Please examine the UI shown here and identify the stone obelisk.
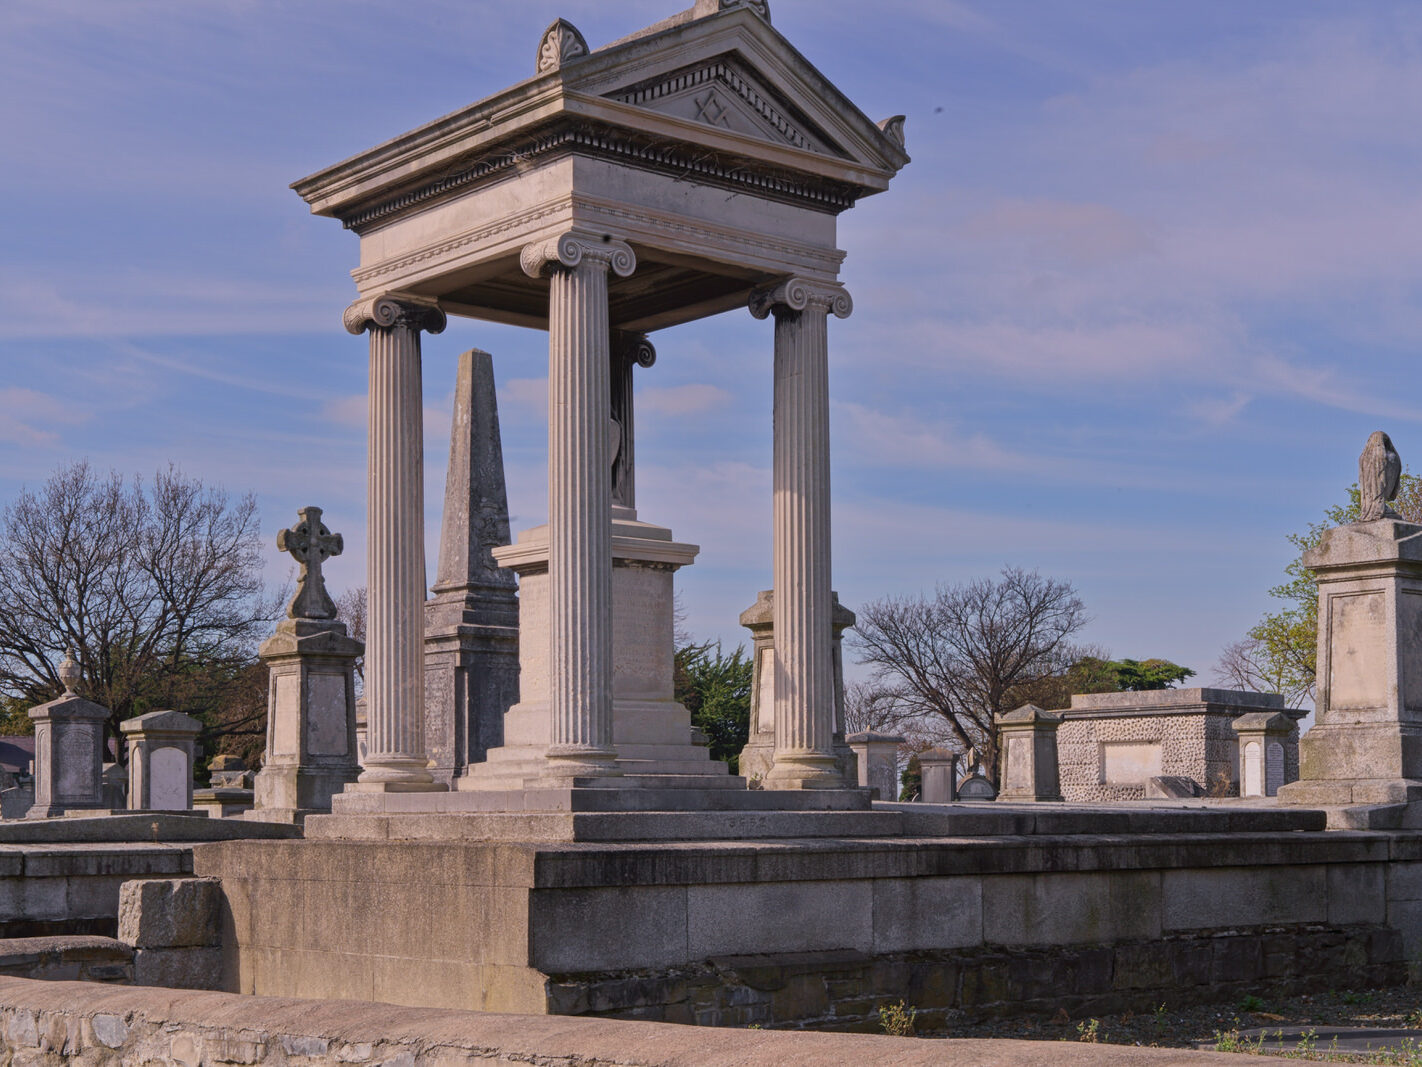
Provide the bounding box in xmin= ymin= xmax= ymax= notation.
xmin=425 ymin=349 xmax=520 ymax=786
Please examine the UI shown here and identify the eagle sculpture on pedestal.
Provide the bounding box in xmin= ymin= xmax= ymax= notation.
xmin=1359 ymin=431 xmax=1402 ymax=522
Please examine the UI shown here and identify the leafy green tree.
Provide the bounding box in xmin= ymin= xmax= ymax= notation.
xmin=1217 ymin=473 xmax=1422 ymax=705
xmin=1066 ymin=656 xmax=1194 ymax=693
xmin=674 ymin=640 xmax=752 ymax=774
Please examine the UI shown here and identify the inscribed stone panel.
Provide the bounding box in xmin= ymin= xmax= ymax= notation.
xmin=1329 ymin=591 xmax=1387 ymax=709
xmin=1242 ymin=740 xmax=1261 ymax=797
xmin=1266 ymin=741 xmax=1284 ymax=796
xmin=1004 ymin=737 xmax=1031 ymax=791
xmin=306 ymin=674 xmax=348 ymax=756
xmin=149 ymin=747 xmax=188 ymax=810
xmin=1402 ymin=590 xmax=1422 ymax=714
xmin=55 ymin=724 xmax=93 ymax=797
xmin=273 ymin=675 xmax=301 ymax=758
xmin=1101 ymin=742 xmax=1162 ymax=785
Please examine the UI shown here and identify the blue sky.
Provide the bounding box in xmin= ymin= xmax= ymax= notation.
xmin=3 ymin=1 xmax=1421 ymax=685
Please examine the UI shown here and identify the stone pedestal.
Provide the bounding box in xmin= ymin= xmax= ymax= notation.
xmin=1278 ymin=519 xmax=1422 ymax=812
xmin=249 ymin=618 xmax=363 ymax=823
xmin=847 ymin=732 xmax=903 ymax=801
xmin=424 ymin=348 xmax=520 ymax=786
xmin=738 ymin=589 xmax=857 ymax=788
xmin=122 ymin=711 xmax=201 ymax=812
xmin=995 ymin=705 xmax=1063 ymax=803
xmin=460 ymin=510 xmax=731 ymax=790
xmin=1233 ymin=712 xmax=1295 ymax=798
xmin=27 ymin=689 xmax=110 ymax=819
xmin=917 ymin=749 xmax=958 ymax=803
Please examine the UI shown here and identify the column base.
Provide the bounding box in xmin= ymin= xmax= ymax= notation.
xmin=345 ymin=780 xmax=450 ymax=795
xmin=764 ymin=752 xmax=852 ymax=791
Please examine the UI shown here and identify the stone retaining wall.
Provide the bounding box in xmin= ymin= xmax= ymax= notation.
xmin=549 ymin=925 xmax=1402 ymax=1030
xmin=0 ymin=844 xmax=191 ymax=939
xmin=194 ymin=829 xmax=1422 ymax=1026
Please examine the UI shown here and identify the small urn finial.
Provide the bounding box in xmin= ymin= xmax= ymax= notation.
xmin=57 ymin=650 xmax=80 ymax=694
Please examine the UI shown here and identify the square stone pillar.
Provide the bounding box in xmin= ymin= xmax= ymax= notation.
xmin=122 ymin=711 xmax=201 ymax=811
xmin=846 ymin=732 xmax=903 ymax=801
xmin=1233 ymin=711 xmax=1295 ymax=798
xmin=995 ymin=704 xmax=1064 ymax=803
xmin=251 ymin=619 xmax=363 ymax=822
xmin=917 ymin=749 xmax=958 ymax=803
xmin=1278 ymin=518 xmax=1422 ymax=808
xmin=26 ymin=659 xmax=110 ymax=818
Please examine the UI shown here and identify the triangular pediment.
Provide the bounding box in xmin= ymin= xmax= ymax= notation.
xmin=609 ymin=56 xmax=843 ymax=158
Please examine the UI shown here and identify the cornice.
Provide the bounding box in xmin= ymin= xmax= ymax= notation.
xmin=339 ymin=119 xmax=863 ymax=233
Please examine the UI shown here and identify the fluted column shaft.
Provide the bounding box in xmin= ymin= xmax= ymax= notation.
xmin=611 ymin=332 xmax=656 ymax=511
xmin=523 ymin=232 xmax=637 ymax=776
xmin=751 ymin=278 xmax=853 ymax=787
xmin=344 ymin=294 xmax=446 ymax=788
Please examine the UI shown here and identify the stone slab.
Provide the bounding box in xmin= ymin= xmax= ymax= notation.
xmin=332 ymin=785 xmax=870 ymax=814
xmin=306 ymin=810 xmax=903 ymax=843
xmin=0 ymin=814 xmax=299 ymax=844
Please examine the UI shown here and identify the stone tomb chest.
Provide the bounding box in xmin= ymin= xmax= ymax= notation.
xmin=1057 ymin=688 xmax=1304 ymax=801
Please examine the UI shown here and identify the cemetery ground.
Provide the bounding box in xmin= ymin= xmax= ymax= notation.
xmin=934 ymin=985 xmax=1422 ymax=1060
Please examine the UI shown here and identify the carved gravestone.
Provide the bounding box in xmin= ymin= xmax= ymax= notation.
xmin=27 ymin=652 xmax=110 ymax=819
xmin=847 ymin=731 xmax=903 ymax=801
xmin=122 ymin=710 xmax=201 ymax=811
xmin=957 ymin=774 xmax=998 ymax=801
xmin=995 ymin=704 xmax=1064 ymax=803
xmin=917 ymin=749 xmax=958 ymax=803
xmin=249 ymin=507 xmax=362 ymax=823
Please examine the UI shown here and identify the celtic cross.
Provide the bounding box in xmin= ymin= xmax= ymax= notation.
xmin=277 ymin=506 xmax=344 ymax=620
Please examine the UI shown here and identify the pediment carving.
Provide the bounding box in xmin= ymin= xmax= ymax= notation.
xmin=609 ymin=58 xmax=842 ymax=157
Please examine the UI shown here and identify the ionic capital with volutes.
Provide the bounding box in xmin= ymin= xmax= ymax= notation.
xmin=614 ymin=331 xmax=657 ymax=369
xmin=343 ymin=293 xmax=448 ymax=336
xmin=748 ymin=277 xmax=853 ymax=321
xmin=520 ymin=231 xmax=637 ymax=280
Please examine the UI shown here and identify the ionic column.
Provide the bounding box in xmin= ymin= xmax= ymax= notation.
xmin=343 ymin=293 xmax=447 ymax=790
xmin=522 ymin=232 xmax=637 ymax=777
xmin=611 ymin=331 xmax=656 ymax=510
xmin=750 ymin=278 xmax=853 ymax=788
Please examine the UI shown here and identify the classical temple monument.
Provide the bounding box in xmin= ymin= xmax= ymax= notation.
xmin=9 ymin=3 xmax=1409 ymax=1046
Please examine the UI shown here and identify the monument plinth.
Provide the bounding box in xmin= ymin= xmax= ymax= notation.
xmin=1278 ymin=517 xmax=1422 ymax=811
xmin=248 ymin=508 xmax=363 ymax=822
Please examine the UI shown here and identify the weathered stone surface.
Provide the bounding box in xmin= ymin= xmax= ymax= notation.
xmin=132 ymin=946 xmax=223 ymax=990
xmin=118 ymin=878 xmax=221 ymax=949
xmin=0 ymin=973 xmax=1269 ymax=1064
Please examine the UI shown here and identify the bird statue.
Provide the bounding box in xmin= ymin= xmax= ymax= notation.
xmin=1359 ymin=431 xmax=1402 ymax=522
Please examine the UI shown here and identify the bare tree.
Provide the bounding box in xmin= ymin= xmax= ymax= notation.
xmin=1214 ymin=636 xmax=1312 ymax=708
xmin=0 ymin=462 xmax=280 ymax=759
xmin=335 ymin=585 xmax=367 ymax=688
xmin=850 ymin=568 xmax=1088 ymax=784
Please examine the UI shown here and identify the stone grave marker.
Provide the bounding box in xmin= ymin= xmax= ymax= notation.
xmin=122 ymin=710 xmax=201 ymax=811
xmin=27 ymin=651 xmax=110 ymax=818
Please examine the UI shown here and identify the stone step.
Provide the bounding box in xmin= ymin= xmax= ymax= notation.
xmin=305 ymin=808 xmax=902 ymax=842
xmin=330 ymin=784 xmax=872 ymax=815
